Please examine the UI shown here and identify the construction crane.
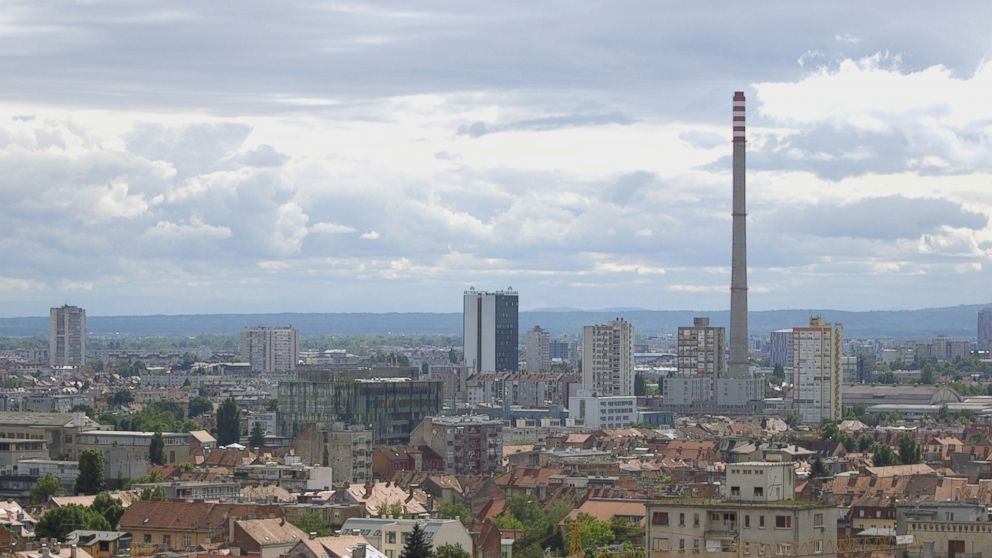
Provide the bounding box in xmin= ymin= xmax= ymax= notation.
xmin=569 ymin=522 xmax=585 ymax=558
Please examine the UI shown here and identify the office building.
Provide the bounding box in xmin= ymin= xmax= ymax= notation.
xmin=979 ymin=308 xmax=992 ymax=352
xmin=525 ymin=325 xmax=550 ymax=372
xmin=676 ymin=317 xmax=725 ymax=377
xmin=568 ymin=390 xmax=637 ymax=429
xmin=769 ymin=328 xmax=793 ymax=368
xmin=240 ymin=326 xmax=299 ymax=374
xmin=410 ymin=415 xmax=503 ymax=475
xmin=277 ymin=374 xmax=443 ymax=445
xmin=645 ymin=462 xmax=837 ymax=557
xmin=49 ymin=305 xmax=86 ymax=367
xmin=792 ymin=317 xmax=843 ymax=424
xmin=581 ymin=319 xmax=634 ymax=396
xmin=462 ymin=288 xmax=519 ymax=373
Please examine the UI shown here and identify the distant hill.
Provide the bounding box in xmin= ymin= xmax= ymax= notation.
xmin=0 ymin=303 xmax=988 ymax=339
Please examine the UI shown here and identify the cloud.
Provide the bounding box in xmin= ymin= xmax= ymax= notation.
xmin=458 ymin=112 xmax=634 ymax=137
xmin=311 ymin=222 xmax=357 ymax=234
xmin=360 ymin=231 xmax=381 ymax=240
xmin=834 ymin=33 xmax=861 ymax=44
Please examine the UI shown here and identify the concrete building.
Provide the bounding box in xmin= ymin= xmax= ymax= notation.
xmin=769 ymin=328 xmax=793 ymax=369
xmin=277 ymin=375 xmax=442 ymax=445
xmin=525 ymin=326 xmax=551 ymax=373
xmin=896 ymin=500 xmax=992 ymax=558
xmin=663 ymin=377 xmax=763 ymax=410
xmin=582 ymin=319 xmax=634 ymax=396
xmin=568 ymin=390 xmax=636 ymax=429
xmin=66 ymin=431 xmax=190 ymax=481
xmin=792 ymin=317 xmax=843 ymax=424
xmin=50 ymin=305 xmax=86 ymax=367
xmin=463 ymin=288 xmax=519 ymax=373
xmin=645 ymin=461 xmax=837 ymax=557
xmin=409 ymin=415 xmax=503 ymax=475
xmin=240 ymin=326 xmax=299 ymax=374
xmin=341 ymin=518 xmax=473 ymax=558
xmin=287 ymin=423 xmax=373 ymax=484
xmin=676 ymin=317 xmax=725 ymax=377
xmin=979 ymin=308 xmax=992 ymax=352
xmin=0 ymin=411 xmax=101 ymax=460
xmin=917 ymin=336 xmax=971 ymax=362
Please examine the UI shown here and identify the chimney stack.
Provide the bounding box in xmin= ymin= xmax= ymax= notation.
xmin=352 ymin=543 xmax=367 ymax=558
xmin=728 ymin=91 xmax=749 ymax=378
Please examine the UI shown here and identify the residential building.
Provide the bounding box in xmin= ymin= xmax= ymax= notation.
xmin=463 ymin=288 xmax=519 ymax=373
xmin=293 ymin=423 xmax=372 ymax=484
xmin=233 ymin=461 xmax=333 ymax=492
xmin=64 ymin=531 xmax=131 ymax=558
xmin=277 ymin=375 xmax=443 ymax=444
xmin=341 ymin=518 xmax=473 ymax=558
xmin=568 ymin=390 xmax=636 ymax=429
xmin=549 ymin=339 xmax=576 ymax=365
xmin=0 ymin=411 xmax=101 ymax=461
xmin=979 ymin=308 xmax=992 ymax=352
xmin=582 ymin=319 xmax=634 ymax=396
xmin=896 ymin=501 xmax=992 ymax=558
xmin=131 ymin=480 xmax=240 ymax=501
xmin=504 ymin=373 xmax=555 ymax=408
xmin=289 ymin=535 xmax=387 ymax=558
xmin=645 ymin=462 xmax=837 ymax=557
xmin=240 ymin=326 xmax=299 ymax=374
xmin=119 ymin=501 xmax=283 ymax=553
xmin=50 ymin=305 xmax=86 ymax=367
xmin=769 ymin=328 xmax=793 ymax=369
xmin=676 ymin=317 xmax=725 ymax=377
xmin=370 ymin=446 xmax=444 ymax=479
xmin=231 ymin=518 xmax=307 ymax=558
xmin=792 ymin=317 xmax=843 ymax=424
xmin=66 ymin=431 xmax=191 ymax=481
xmin=409 ymin=415 xmax=503 ymax=475
xmin=662 ymin=377 xmax=763 ymax=409
xmin=525 ymin=326 xmax=551 ymax=373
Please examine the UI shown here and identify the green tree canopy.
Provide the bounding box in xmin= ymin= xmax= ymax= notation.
xmin=400 ymin=522 xmax=433 ymax=558
xmin=75 ymin=449 xmax=106 ymax=495
xmin=810 ymin=456 xmax=830 ymax=478
xmin=188 ymin=396 xmax=213 ymax=418
xmin=898 ymin=433 xmax=923 ymax=465
xmin=872 ymin=444 xmax=897 ymax=467
xmin=109 ymin=389 xmax=134 ymax=408
xmin=569 ymin=513 xmax=614 ymax=549
xmin=291 ymin=510 xmax=331 ymax=537
xmin=31 ymin=473 xmax=63 ymax=504
xmin=35 ymin=504 xmax=111 ymax=540
xmin=149 ymin=432 xmax=165 ymax=465
xmin=216 ymin=397 xmax=241 ymax=446
xmin=634 ymin=373 xmax=646 ymax=396
xmin=436 ymin=501 xmax=472 ymax=524
xmin=434 ymin=544 xmax=470 ymax=558
xmin=91 ymin=492 xmax=125 ymax=528
xmin=249 ymin=423 xmax=266 ymax=448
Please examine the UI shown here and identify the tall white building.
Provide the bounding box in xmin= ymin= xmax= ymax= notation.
xmin=525 ymin=325 xmax=550 ymax=373
xmin=240 ymin=326 xmax=299 ymax=374
xmin=462 ymin=288 xmax=519 ymax=373
xmin=792 ymin=317 xmax=842 ymax=424
xmin=581 ymin=319 xmax=634 ymax=396
xmin=50 ymin=305 xmax=86 ymax=367
xmin=676 ymin=317 xmax=725 ymax=377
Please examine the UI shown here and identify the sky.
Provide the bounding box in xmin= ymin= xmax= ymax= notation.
xmin=1 ymin=1 xmax=992 ymax=316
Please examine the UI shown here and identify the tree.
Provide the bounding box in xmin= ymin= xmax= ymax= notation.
xmin=70 ymin=404 xmax=95 ymax=418
xmin=810 ymin=456 xmax=829 ymax=478
xmin=872 ymin=444 xmax=897 ymax=467
xmin=437 ymin=501 xmax=472 ymax=524
xmin=140 ymin=486 xmax=167 ymax=501
xmin=249 ymin=423 xmax=266 ymax=448
xmin=109 ymin=389 xmax=134 ymax=408
xmin=91 ymin=492 xmax=125 ymax=528
xmin=634 ymin=373 xmax=646 ymax=397
xmin=434 ymin=544 xmax=470 ymax=558
xmin=448 ymin=348 xmax=459 ymax=364
xmin=216 ymin=397 xmax=241 ymax=446
xmin=75 ymin=449 xmax=106 ymax=495
xmin=188 ymin=396 xmax=213 ymax=418
xmin=857 ymin=433 xmax=876 ymax=452
xmin=570 ymin=513 xmax=614 ymax=549
xmin=292 ymin=510 xmax=331 ymax=536
xmin=898 ymin=433 xmax=923 ymax=465
xmin=35 ymin=504 xmax=110 ymax=540
xmin=492 ymin=515 xmax=525 ymax=531
xmin=920 ymin=364 xmax=936 ymax=385
xmin=400 ymin=522 xmax=433 ymax=558
xmin=609 ymin=518 xmax=644 ymax=546
xmin=149 ymin=432 xmax=165 ymax=465
xmin=31 ymin=473 xmax=62 ymax=504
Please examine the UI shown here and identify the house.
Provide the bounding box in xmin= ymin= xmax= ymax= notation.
xmin=118 ymin=500 xmax=283 ymax=553
xmin=64 ymin=531 xmax=131 ymax=558
xmin=230 ymin=518 xmax=306 ymax=558
xmin=340 ymin=518 xmax=473 ymax=558
xmin=563 ymin=498 xmax=646 ymax=526
xmin=288 ymin=535 xmax=387 ymax=558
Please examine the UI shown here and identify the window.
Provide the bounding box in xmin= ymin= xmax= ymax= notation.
xmin=775 ymin=516 xmax=792 ymax=529
xmin=753 ymin=487 xmax=764 ymax=497
xmin=678 ymin=539 xmax=685 ymax=551
xmin=813 ymin=513 xmax=823 ymax=528
xmin=183 ymin=535 xmax=192 ymax=548
xmin=162 ymin=535 xmax=171 ymax=546
xmin=758 ymin=516 xmax=765 ymax=529
xmin=386 ymin=532 xmax=397 ymax=544
xmin=743 ymin=542 xmax=750 ymax=555
xmin=143 ymin=535 xmax=151 ymax=544
xmin=652 ymin=512 xmax=669 ymax=526
xmin=693 ymin=513 xmax=699 ymax=527
xmin=744 ymin=515 xmax=750 ymax=528
xmin=693 ymin=540 xmax=699 ymax=551
xmin=731 ymin=486 xmax=740 ymax=496
xmin=814 ymin=540 xmax=823 ymax=555
xmin=679 ymin=513 xmax=685 ymax=526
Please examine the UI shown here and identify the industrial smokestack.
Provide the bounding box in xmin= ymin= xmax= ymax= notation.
xmin=728 ymin=91 xmax=749 ymax=377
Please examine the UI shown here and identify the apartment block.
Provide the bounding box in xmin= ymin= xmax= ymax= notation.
xmin=676 ymin=317 xmax=725 ymax=377
xmin=50 ymin=305 xmax=86 ymax=367
xmin=582 ymin=319 xmax=634 ymax=396
xmin=409 ymin=415 xmax=503 ymax=475
xmin=240 ymin=326 xmax=299 ymax=374
xmin=525 ymin=326 xmax=551 ymax=373
xmin=792 ymin=317 xmax=843 ymax=424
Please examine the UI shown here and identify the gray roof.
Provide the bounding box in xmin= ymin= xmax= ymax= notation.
xmin=0 ymin=412 xmax=98 ymax=428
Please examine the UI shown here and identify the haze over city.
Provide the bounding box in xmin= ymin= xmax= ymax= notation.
xmin=2 ymin=2 xmax=992 ymax=316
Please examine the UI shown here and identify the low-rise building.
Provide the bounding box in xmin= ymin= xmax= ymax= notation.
xmin=119 ymin=501 xmax=284 ymax=553
xmin=568 ymin=390 xmax=636 ymax=429
xmin=66 ymin=431 xmax=190 ymax=481
xmin=896 ymin=500 xmax=992 ymax=558
xmin=341 ymin=518 xmax=472 ymax=558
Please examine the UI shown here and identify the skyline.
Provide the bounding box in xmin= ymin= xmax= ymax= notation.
xmin=2 ymin=2 xmax=992 ymax=316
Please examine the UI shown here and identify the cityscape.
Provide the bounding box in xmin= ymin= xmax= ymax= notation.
xmin=2 ymin=3 xmax=992 ymax=558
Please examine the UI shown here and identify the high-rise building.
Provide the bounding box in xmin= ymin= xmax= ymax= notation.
xmin=49 ymin=305 xmax=86 ymax=367
xmin=769 ymin=329 xmax=793 ymax=369
xmin=728 ymin=91 xmax=749 ymax=378
xmin=525 ymin=325 xmax=551 ymax=372
xmin=977 ymin=308 xmax=992 ymax=352
xmin=581 ymin=319 xmax=634 ymax=396
xmin=462 ymin=288 xmax=519 ymax=373
xmin=792 ymin=317 xmax=843 ymax=424
xmin=676 ymin=317 xmax=725 ymax=377
xmin=240 ymin=326 xmax=299 ymax=373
